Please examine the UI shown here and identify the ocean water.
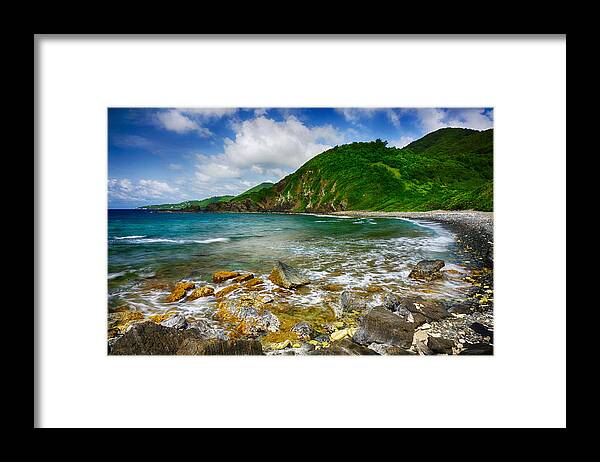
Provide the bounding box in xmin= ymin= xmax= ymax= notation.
xmin=108 ymin=210 xmax=470 ymax=317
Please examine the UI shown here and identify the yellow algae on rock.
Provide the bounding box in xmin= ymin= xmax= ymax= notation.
xmin=187 ymin=285 xmax=215 ymax=300
xmin=149 ymin=310 xmax=178 ymax=324
xmin=108 ymin=310 xmax=145 ymax=334
xmin=166 ymin=281 xmax=195 ymax=302
xmin=212 ymin=271 xmax=240 ymax=283
xmin=215 ymin=284 xmax=241 ymax=298
xmin=233 ymin=273 xmax=255 ymax=283
xmin=322 ymin=283 xmax=344 ymax=292
xmin=330 ymin=329 xmax=348 ymax=341
xmin=330 ymin=326 xmax=358 ymax=342
xmin=261 ymin=330 xmax=300 ymax=351
xmin=243 ymin=277 xmax=264 ymax=289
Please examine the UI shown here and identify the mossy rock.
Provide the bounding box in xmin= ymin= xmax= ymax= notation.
xmin=166 ymin=281 xmax=195 ymax=302
xmin=212 ymin=271 xmax=240 ymax=283
xmin=187 ymin=285 xmax=215 ymax=300
xmin=233 ymin=273 xmax=255 ymax=283
xmin=215 ymin=284 xmax=241 ymax=298
xmin=108 ymin=310 xmax=145 ymax=334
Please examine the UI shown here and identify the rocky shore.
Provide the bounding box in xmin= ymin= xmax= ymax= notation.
xmin=332 ymin=210 xmax=493 ymax=267
xmin=108 ymin=209 xmax=494 ymax=356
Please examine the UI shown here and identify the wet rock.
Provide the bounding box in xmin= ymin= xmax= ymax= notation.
xmin=107 ymin=328 xmax=120 ymax=339
xmin=190 ymin=319 xmax=228 ymax=340
xmin=243 ymin=277 xmax=264 ymax=288
xmin=110 ymin=322 xmax=203 ymax=355
xmin=401 ymin=297 xmax=450 ymax=322
xmin=291 ymin=321 xmax=313 ymax=340
xmin=353 ymin=307 xmax=415 ymax=349
xmin=365 ymin=285 xmax=384 ymax=294
xmin=148 ymin=311 xmax=176 ymax=324
xmin=268 ymin=261 xmax=309 ymax=289
xmin=448 ymin=303 xmax=473 ymax=315
xmin=107 ymin=337 xmax=119 ymax=353
xmin=368 ymin=343 xmax=415 ymax=355
xmin=233 ymin=273 xmax=255 ymax=283
xmin=187 ymin=285 xmax=215 ymax=300
xmin=166 ymin=281 xmax=195 ymax=302
xmin=408 ymin=259 xmax=445 ymax=281
xmin=177 ymin=338 xmax=263 ymax=355
xmin=308 ymin=338 xmax=378 ymax=355
xmin=215 ymin=284 xmax=241 ymax=298
xmin=382 ymin=293 xmax=412 ymax=318
xmin=322 ymin=283 xmax=344 ymax=292
xmin=469 ymin=322 xmax=494 ymax=341
xmin=160 ymin=314 xmax=187 ymax=330
xmin=109 ymin=305 xmax=131 ymax=313
xmin=212 ymin=271 xmax=240 ymax=283
xmin=427 ymin=336 xmax=455 ymax=354
xmin=459 ymin=343 xmax=493 ymax=355
xmin=107 ymin=310 xmax=145 ymax=334
xmin=340 ymin=290 xmax=367 ymax=312
xmin=216 ymin=294 xmax=281 ymax=336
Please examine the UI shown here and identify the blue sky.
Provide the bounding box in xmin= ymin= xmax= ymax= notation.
xmin=108 ymin=107 xmax=493 ymax=208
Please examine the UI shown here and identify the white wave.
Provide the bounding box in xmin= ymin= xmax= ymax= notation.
xmin=117 ymin=237 xmax=230 ymax=244
xmin=193 ymin=238 xmax=230 ymax=244
xmin=108 ymin=270 xmax=128 ymax=280
xmin=114 ymin=235 xmax=146 ymax=240
xmin=301 ymin=213 xmax=353 ymax=219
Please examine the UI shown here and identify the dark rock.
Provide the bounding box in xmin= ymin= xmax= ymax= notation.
xmin=353 ymin=307 xmax=415 ymax=349
xmin=268 ymin=261 xmax=309 ymax=289
xmin=382 ymin=292 xmax=412 ymax=317
xmin=469 ymin=322 xmax=494 ymax=340
xmin=189 ymin=319 xmax=229 ymax=340
xmin=309 ymin=338 xmax=378 ymax=355
xmin=110 ymin=322 xmax=203 ymax=355
xmin=400 ymin=297 xmax=451 ymax=322
xmin=160 ymin=314 xmax=187 ymax=330
xmin=291 ymin=321 xmax=313 ymax=339
xmin=459 ymin=343 xmax=493 ymax=355
xmin=408 ymin=259 xmax=445 ymax=281
xmin=340 ymin=290 xmax=367 ymax=312
xmin=177 ymin=338 xmax=264 ymax=355
xmin=427 ymin=336 xmax=455 ymax=354
xmin=368 ymin=343 xmax=416 ymax=355
xmin=448 ymin=303 xmax=473 ymax=315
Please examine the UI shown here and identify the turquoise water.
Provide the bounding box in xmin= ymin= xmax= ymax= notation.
xmin=108 ymin=210 xmax=469 ymax=317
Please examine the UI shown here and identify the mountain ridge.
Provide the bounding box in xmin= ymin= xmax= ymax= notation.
xmin=207 ymin=127 xmax=493 ymax=213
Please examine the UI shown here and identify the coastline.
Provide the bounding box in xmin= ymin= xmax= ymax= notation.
xmin=330 ymin=210 xmax=493 ymax=268
xmin=109 ymin=209 xmax=494 ymax=355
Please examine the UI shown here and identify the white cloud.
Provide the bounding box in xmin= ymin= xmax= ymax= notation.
xmin=222 ymin=115 xmax=343 ymax=170
xmin=155 ymin=110 xmax=212 ymax=136
xmin=335 ymin=108 xmax=378 ymax=124
xmin=179 ymin=108 xmax=238 ymax=120
xmin=413 ymin=108 xmax=493 ymax=133
xmin=191 ymin=115 xmax=344 ymax=190
xmin=108 ymin=178 xmax=179 ymax=202
xmin=195 ymin=154 xmax=241 ymax=183
xmin=111 ymin=134 xmax=154 ymax=149
xmin=389 ymin=135 xmax=416 ymax=148
xmin=168 ymin=163 xmax=183 ymax=171
xmin=387 ymin=110 xmax=403 ymax=128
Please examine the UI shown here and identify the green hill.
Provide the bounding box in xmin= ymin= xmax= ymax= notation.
xmin=234 ymin=182 xmax=274 ymax=200
xmin=207 ymin=128 xmax=493 ymax=213
xmin=140 ymin=195 xmax=234 ymax=211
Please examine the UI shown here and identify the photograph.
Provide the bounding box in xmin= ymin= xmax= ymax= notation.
xmin=107 ymin=107 xmax=494 ymax=356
